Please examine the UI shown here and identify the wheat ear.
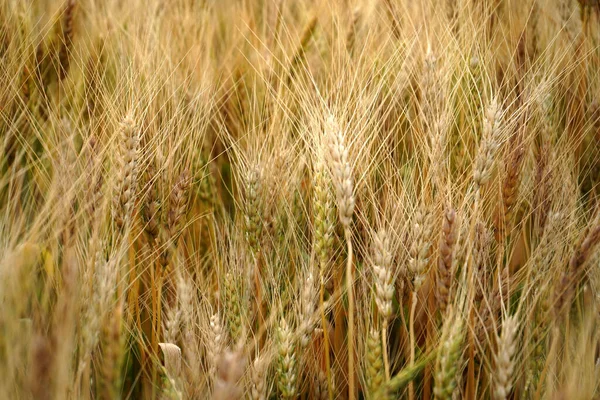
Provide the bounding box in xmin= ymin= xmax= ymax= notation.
xmin=276 ymin=318 xmax=297 ymax=399
xmin=372 ymin=228 xmax=394 ymax=379
xmin=473 ymin=97 xmax=502 ymax=190
xmin=212 ymin=350 xmax=246 ymax=400
xmin=408 ymin=207 xmax=433 ymax=399
xmin=112 ymin=115 xmax=140 ymax=232
xmin=493 ymin=316 xmax=519 ymax=400
xmin=326 ymin=114 xmax=356 ymax=399
xmin=250 ymin=355 xmax=268 ymax=400
xmin=437 ymin=207 xmax=457 ymax=314
xmin=434 ymin=314 xmax=464 ymax=400
xmin=313 ymin=153 xmax=335 ymax=399
xmin=366 ymin=328 xmax=385 ymax=397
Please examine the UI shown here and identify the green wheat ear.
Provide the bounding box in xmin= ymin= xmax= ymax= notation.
xmin=276 ymin=318 xmax=297 ymax=399
xmin=365 ymin=328 xmax=384 ymax=397
xmin=224 ymin=272 xmax=245 ymax=344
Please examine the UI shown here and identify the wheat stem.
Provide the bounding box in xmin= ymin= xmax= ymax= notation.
xmin=345 ymin=228 xmax=355 ymax=400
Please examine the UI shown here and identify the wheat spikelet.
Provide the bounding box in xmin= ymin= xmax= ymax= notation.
xmin=177 ymin=271 xmax=197 ymax=391
xmin=555 ymin=212 xmax=600 ymax=315
xmin=473 ymin=222 xmax=492 ymax=304
xmin=326 ymin=113 xmax=356 ymax=398
xmin=437 ymin=207 xmax=457 ymax=314
xmin=250 ymin=355 xmax=268 ymax=400
xmin=365 ymin=328 xmax=385 ymax=397
xmin=312 ymin=151 xmax=335 ymax=398
xmin=79 ymin=251 xmax=117 ymax=376
xmin=276 ymin=318 xmax=297 ymax=399
xmin=299 ymin=272 xmax=317 ymax=348
xmin=313 ymin=370 xmax=330 ymax=400
xmin=100 ymin=306 xmax=125 ymax=400
xmin=78 ymin=247 xmax=108 ymax=377
xmin=212 ymin=350 xmax=246 ymax=400
xmin=196 ymin=153 xmax=217 ymax=207
xmin=372 ymin=229 xmax=394 ymax=320
xmin=112 ymin=115 xmax=140 ymax=231
xmin=434 ymin=315 xmax=464 ymax=400
xmin=313 ymin=156 xmax=335 ymax=272
xmin=142 ymin=161 xmax=161 ymax=241
xmin=164 ymin=274 xmax=189 ymax=344
xmin=371 ymin=228 xmax=394 ymax=379
xmin=409 ymin=208 xmax=433 ymax=291
xmin=244 ymin=166 xmax=263 ymax=255
xmin=207 ymin=313 xmax=225 ymax=377
xmin=497 ymin=138 xmax=525 ymax=236
xmin=474 ymin=97 xmax=502 ymax=188
xmin=408 ymin=206 xmax=434 ymax=399
xmin=476 ymin=268 xmax=510 ymax=346
xmin=223 ymin=269 xmax=245 ymax=344
xmin=524 ymin=305 xmax=546 ymax=397
xmin=421 ymin=45 xmax=444 ymax=138
xmin=326 ymin=115 xmax=355 ymax=228
xmin=153 ymin=169 xmax=190 ymax=267
xmin=493 ymin=316 xmax=519 ymax=400
xmin=58 ymin=0 xmax=76 ymax=80
xmin=164 ymin=306 xmax=182 ymax=348
xmin=167 ymin=170 xmax=191 ymax=245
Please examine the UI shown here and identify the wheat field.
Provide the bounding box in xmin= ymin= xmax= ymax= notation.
xmin=1 ymin=0 xmax=600 ymax=399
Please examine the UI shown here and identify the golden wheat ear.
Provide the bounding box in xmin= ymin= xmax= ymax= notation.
xmin=112 ymin=115 xmax=140 ymax=232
